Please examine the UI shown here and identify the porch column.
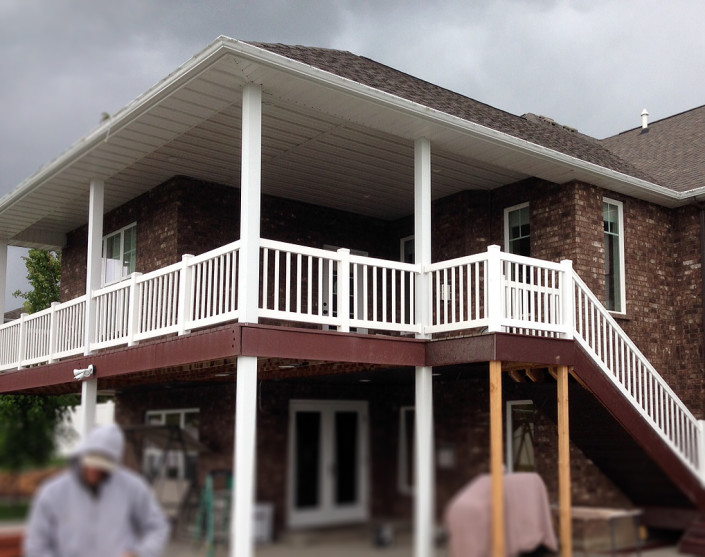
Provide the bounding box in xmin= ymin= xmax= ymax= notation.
xmin=0 ymin=240 xmax=7 ymax=321
xmin=557 ymin=365 xmax=573 ymax=557
xmin=84 ymin=179 xmax=104 ymax=355
xmin=77 ymin=377 xmax=98 ymax=438
xmin=237 ymin=82 xmax=262 ymax=324
xmin=489 ymin=360 xmax=506 ymax=557
xmin=414 ymin=137 xmax=435 ymax=557
xmin=231 ymin=82 xmax=262 ymax=557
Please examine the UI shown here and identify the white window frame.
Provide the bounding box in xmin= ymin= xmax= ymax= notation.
xmin=603 ymin=198 xmax=626 ymax=315
xmin=102 ymin=222 xmax=137 ymax=285
xmin=397 ymin=406 xmax=415 ymax=496
xmin=143 ymin=407 xmax=200 ymax=481
xmin=503 ymin=202 xmax=530 ymax=255
xmin=400 ymin=235 xmax=415 ymax=264
xmin=505 ymin=400 xmax=535 ymax=474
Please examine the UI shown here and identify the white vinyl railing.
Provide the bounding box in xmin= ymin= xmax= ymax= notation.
xmin=572 ymin=273 xmax=703 ymax=478
xmin=260 ymin=239 xmax=418 ymax=333
xmin=0 ymin=239 xmax=703 ymax=481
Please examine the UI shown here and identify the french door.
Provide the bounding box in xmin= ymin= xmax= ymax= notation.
xmin=288 ymin=400 xmax=369 ymax=528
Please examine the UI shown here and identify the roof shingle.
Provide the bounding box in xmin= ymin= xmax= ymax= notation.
xmin=248 ymin=42 xmax=658 ymax=186
xmin=601 ymin=105 xmax=705 ymax=193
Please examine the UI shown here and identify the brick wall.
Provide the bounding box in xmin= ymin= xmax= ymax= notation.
xmin=62 ymin=176 xmax=396 ymax=300
xmin=114 ymin=368 xmax=633 ymax=536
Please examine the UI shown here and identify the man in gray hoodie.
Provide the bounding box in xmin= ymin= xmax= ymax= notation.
xmin=24 ymin=423 xmax=170 ymax=557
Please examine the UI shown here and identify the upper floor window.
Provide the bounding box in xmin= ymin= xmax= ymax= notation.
xmin=504 ymin=203 xmax=530 ymax=257
xmin=102 ymin=223 xmax=136 ymax=285
xmin=603 ymin=199 xmax=625 ymax=313
xmin=400 ymin=235 xmax=415 ymax=264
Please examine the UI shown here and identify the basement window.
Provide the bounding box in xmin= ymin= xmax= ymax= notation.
xmin=102 ymin=223 xmax=136 ymax=285
xmin=504 ymin=203 xmax=530 ymax=257
xmin=397 ymin=406 xmax=415 ymax=495
xmin=603 ymin=199 xmax=625 ymax=313
xmin=506 ymin=400 xmax=536 ymax=473
xmin=143 ymin=408 xmax=200 ymax=481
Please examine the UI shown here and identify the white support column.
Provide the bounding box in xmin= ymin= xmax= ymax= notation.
xmin=414 ymin=138 xmax=432 ymax=339
xmin=231 ymin=82 xmax=262 ymax=557
xmin=415 ymin=365 xmax=435 ymax=557
xmin=232 ymin=356 xmax=258 ymax=557
xmin=84 ymin=179 xmax=104 ymax=355
xmin=414 ymin=138 xmax=435 ymax=557
xmin=237 ymin=83 xmax=262 ymax=324
xmin=0 ymin=240 xmax=7 ymax=321
xmin=78 ymin=377 xmax=98 ymax=439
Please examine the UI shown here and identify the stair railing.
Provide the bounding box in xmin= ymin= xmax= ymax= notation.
xmin=572 ymin=272 xmax=704 ymax=479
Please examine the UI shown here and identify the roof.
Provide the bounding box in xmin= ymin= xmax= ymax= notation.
xmin=249 ymin=42 xmax=657 ymax=186
xmin=0 ymin=37 xmax=699 ymax=249
xmin=602 ymin=105 xmax=705 ymax=193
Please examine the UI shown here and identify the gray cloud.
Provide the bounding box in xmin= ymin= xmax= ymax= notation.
xmin=3 ymin=0 xmax=705 ymax=309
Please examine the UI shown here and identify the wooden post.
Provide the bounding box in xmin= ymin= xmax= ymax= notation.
xmin=557 ymin=365 xmax=573 ymax=557
xmin=490 ymin=360 xmax=505 ymax=557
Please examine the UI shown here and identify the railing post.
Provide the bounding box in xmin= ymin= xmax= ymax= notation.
xmin=17 ymin=312 xmax=28 ymax=370
xmin=178 ymin=255 xmax=194 ymax=336
xmin=698 ymin=420 xmax=705 ymax=479
xmin=48 ymin=302 xmax=59 ymax=363
xmin=337 ymin=248 xmax=351 ymax=333
xmin=486 ymin=245 xmax=503 ymax=333
xmin=560 ymin=259 xmax=575 ymax=339
xmin=126 ymin=272 xmax=143 ymax=346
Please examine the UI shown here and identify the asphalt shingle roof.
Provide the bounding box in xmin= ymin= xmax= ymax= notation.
xmin=248 ymin=42 xmax=658 ymax=186
xmin=602 ymin=105 xmax=705 ymax=193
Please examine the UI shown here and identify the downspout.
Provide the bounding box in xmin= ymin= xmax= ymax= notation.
xmin=699 ymin=204 xmax=705 ymax=365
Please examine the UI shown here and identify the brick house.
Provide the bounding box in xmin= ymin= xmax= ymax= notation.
xmin=2 ymin=37 xmax=705 ymax=556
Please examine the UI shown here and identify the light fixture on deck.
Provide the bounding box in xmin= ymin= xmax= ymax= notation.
xmin=73 ymin=364 xmax=95 ymax=381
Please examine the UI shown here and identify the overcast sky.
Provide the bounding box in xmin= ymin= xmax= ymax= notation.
xmin=2 ymin=0 xmax=705 ymax=309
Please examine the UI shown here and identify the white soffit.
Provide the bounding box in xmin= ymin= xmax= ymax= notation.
xmin=0 ymin=36 xmax=688 ymax=247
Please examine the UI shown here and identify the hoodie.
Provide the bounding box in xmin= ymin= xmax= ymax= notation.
xmin=24 ymin=424 xmax=170 ymax=557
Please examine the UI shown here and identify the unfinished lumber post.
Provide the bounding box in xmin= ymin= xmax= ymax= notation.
xmin=557 ymin=364 xmax=573 ymax=557
xmin=490 ymin=360 xmax=505 ymax=557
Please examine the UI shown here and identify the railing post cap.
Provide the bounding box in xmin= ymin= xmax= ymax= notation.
xmin=182 ymin=253 xmax=194 ymax=261
xmin=560 ymin=259 xmax=574 ymax=268
xmin=51 ymin=301 xmax=60 ymax=307
xmin=487 ymin=245 xmax=501 ymax=253
xmin=337 ymin=247 xmax=351 ymax=255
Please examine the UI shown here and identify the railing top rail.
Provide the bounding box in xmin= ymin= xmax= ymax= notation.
xmin=187 ymin=239 xmax=242 ymax=265
xmin=573 ymin=271 xmax=698 ymax=423
xmin=93 ymin=278 xmax=133 ymax=297
xmin=260 ymin=238 xmax=338 ymax=260
xmin=426 ymin=252 xmax=489 ymax=272
xmin=349 ymin=254 xmax=419 ymax=273
xmin=498 ymin=250 xmax=565 ymax=271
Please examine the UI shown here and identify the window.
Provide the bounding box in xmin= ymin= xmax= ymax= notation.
xmin=143 ymin=408 xmax=199 ymax=481
xmin=505 ymin=401 xmax=535 ymax=473
xmin=400 ymin=236 xmax=415 ymax=324
xmin=397 ymin=406 xmax=415 ymax=495
xmin=400 ymin=235 xmax=415 ymax=264
xmin=504 ymin=203 xmax=530 ymax=257
xmin=102 ymin=223 xmax=136 ymax=285
xmin=603 ymin=199 xmax=625 ymax=313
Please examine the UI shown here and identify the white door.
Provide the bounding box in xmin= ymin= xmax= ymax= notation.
xmin=288 ymin=400 xmax=369 ymax=528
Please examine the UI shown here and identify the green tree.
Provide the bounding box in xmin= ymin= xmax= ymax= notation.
xmin=1 ymin=249 xmax=75 ymax=476
xmin=12 ymin=249 xmax=62 ymax=313
xmin=0 ymin=395 xmax=75 ymax=472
